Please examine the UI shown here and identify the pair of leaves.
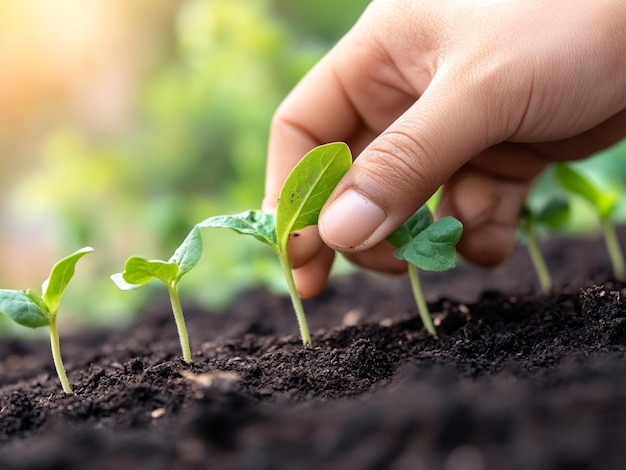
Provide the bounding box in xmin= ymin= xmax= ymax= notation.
xmin=199 ymin=142 xmax=352 ymax=254
xmin=387 ymin=205 xmax=463 ymax=272
xmin=521 ymin=198 xmax=570 ymax=233
xmin=556 ymin=164 xmax=619 ymax=219
xmin=111 ymin=225 xmax=203 ymax=290
xmin=110 ymin=221 xmax=202 ymax=363
xmin=0 ymin=247 xmax=94 ymax=329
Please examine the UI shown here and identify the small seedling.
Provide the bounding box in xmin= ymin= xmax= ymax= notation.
xmin=111 ymin=225 xmax=203 ymax=363
xmin=520 ymin=198 xmax=570 ymax=292
xmin=556 ymin=163 xmax=625 ymax=278
xmin=199 ymin=142 xmax=352 ymax=347
xmin=0 ymin=247 xmax=94 ymax=394
xmin=387 ymin=206 xmax=462 ymax=338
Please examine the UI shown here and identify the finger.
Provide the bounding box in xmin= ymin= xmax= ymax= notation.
xmin=341 ymin=241 xmax=407 ymax=275
xmin=293 ymin=240 xmax=407 ymax=298
xmin=454 ymin=180 xmax=529 ymax=267
xmin=529 ymin=109 xmax=626 ymax=161
xmin=318 ymin=72 xmax=500 ymax=252
xmin=263 ymin=5 xmax=427 ymax=213
xmin=262 ymin=45 xmax=362 ymax=212
xmin=291 ymin=246 xmax=335 ymax=299
xmin=287 ymin=225 xmax=326 ymax=269
xmin=436 ymin=163 xmax=536 ymax=266
xmin=261 ymin=44 xmax=365 ymax=296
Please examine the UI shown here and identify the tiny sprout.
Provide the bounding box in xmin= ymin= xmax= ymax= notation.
xmin=556 ymin=163 xmax=625 ymax=278
xmin=111 ymin=225 xmax=203 ymax=363
xmin=0 ymin=247 xmax=94 ymax=394
xmin=199 ymin=142 xmax=352 ymax=347
xmin=520 ymin=198 xmax=569 ymax=292
xmin=387 ymin=206 xmax=463 ymax=338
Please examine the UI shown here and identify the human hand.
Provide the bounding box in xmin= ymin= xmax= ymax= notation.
xmin=263 ymin=0 xmax=626 ymax=298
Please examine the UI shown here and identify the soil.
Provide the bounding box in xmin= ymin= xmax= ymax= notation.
xmin=1 ymin=231 xmax=626 ymax=470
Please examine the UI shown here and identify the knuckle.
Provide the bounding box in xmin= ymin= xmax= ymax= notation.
xmin=365 ymin=130 xmax=435 ymax=195
xmin=269 ymin=111 xmax=296 ymax=139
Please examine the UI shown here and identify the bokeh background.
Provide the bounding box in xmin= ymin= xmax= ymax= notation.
xmin=1 ymin=0 xmax=625 ymax=334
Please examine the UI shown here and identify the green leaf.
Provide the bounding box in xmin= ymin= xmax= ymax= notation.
xmin=555 ymin=164 xmax=617 ymax=219
xmin=110 ymin=273 xmax=143 ymax=291
xmin=394 ymin=216 xmax=463 ymax=271
xmin=387 ymin=205 xmax=433 ymax=248
xmin=114 ymin=256 xmax=179 ymax=289
xmin=169 ymin=225 xmax=203 ymax=280
xmin=555 ymin=164 xmax=600 ymax=205
xmin=26 ymin=288 xmax=47 ymax=312
xmin=520 ymin=205 xmax=534 ymax=224
xmin=275 ymin=142 xmax=352 ymax=251
xmin=42 ymin=246 xmax=94 ymax=316
xmin=536 ymin=198 xmax=570 ymax=229
xmin=0 ymin=289 xmax=49 ymax=328
xmin=198 ymin=210 xmax=279 ymax=250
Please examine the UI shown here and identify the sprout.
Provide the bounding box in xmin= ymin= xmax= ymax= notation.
xmin=0 ymin=247 xmax=94 ymax=394
xmin=556 ymin=164 xmax=624 ymax=278
xmin=387 ymin=206 xmax=462 ymax=338
xmin=199 ymin=142 xmax=352 ymax=347
xmin=111 ymin=226 xmax=203 ymax=363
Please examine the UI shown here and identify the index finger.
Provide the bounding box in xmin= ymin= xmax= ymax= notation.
xmin=262 ymin=47 xmax=361 ymax=212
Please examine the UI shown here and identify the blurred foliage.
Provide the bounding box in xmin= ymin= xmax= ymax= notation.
xmin=1 ymin=0 xmax=368 ymax=331
xmin=527 ymin=138 xmax=626 ymax=235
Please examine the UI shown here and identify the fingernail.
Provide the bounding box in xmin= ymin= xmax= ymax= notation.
xmin=319 ymin=189 xmax=386 ymax=250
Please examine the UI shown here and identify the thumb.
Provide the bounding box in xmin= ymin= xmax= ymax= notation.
xmin=318 ymin=81 xmax=498 ymax=251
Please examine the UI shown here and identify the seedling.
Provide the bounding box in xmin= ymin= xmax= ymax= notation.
xmin=0 ymin=247 xmax=94 ymax=394
xmin=387 ymin=206 xmax=462 ymax=338
xmin=556 ymin=163 xmax=625 ymax=278
xmin=111 ymin=225 xmax=203 ymax=363
xmin=199 ymin=142 xmax=352 ymax=347
xmin=520 ymin=198 xmax=570 ymax=292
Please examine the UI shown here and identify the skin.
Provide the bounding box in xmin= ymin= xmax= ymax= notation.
xmin=264 ymin=0 xmax=626 ymax=298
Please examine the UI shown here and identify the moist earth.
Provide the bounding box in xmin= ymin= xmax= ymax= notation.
xmin=0 ymin=232 xmax=625 ymax=470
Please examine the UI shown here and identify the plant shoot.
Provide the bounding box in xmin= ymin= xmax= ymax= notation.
xmin=0 ymin=247 xmax=94 ymax=394
xmin=520 ymin=198 xmax=569 ymax=292
xmin=387 ymin=206 xmax=463 ymax=338
xmin=556 ymin=164 xmax=625 ymax=278
xmin=111 ymin=225 xmax=203 ymax=363
xmin=199 ymin=142 xmax=352 ymax=347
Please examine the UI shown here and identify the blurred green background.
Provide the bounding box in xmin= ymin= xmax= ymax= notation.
xmin=0 ymin=0 xmax=625 ymax=334
xmin=0 ymin=0 xmax=369 ymax=333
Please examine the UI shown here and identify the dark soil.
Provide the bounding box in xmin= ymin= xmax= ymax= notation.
xmin=1 ymin=232 xmax=626 ymax=470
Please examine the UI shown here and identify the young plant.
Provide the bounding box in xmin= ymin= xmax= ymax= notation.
xmin=111 ymin=225 xmax=203 ymax=363
xmin=520 ymin=198 xmax=570 ymax=292
xmin=556 ymin=163 xmax=625 ymax=278
xmin=386 ymin=206 xmax=462 ymax=338
xmin=199 ymin=142 xmax=352 ymax=347
xmin=0 ymin=247 xmax=94 ymax=394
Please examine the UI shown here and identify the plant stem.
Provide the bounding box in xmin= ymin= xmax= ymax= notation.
xmin=279 ymin=253 xmax=312 ymax=347
xmin=408 ymin=264 xmax=438 ymax=338
xmin=48 ymin=317 xmax=73 ymax=394
xmin=526 ymin=228 xmax=552 ymax=292
xmin=167 ymin=283 xmax=192 ymax=363
xmin=602 ymin=218 xmax=625 ymax=279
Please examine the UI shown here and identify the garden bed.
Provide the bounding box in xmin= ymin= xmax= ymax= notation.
xmin=0 ymin=232 xmax=625 ymax=469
